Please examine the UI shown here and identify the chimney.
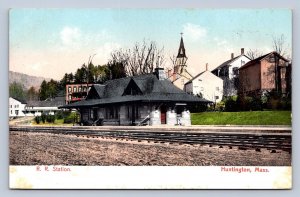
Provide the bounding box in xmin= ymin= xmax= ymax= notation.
xmin=205 ymin=63 xmax=208 ymax=71
xmin=241 ymin=48 xmax=244 ymax=55
xmin=231 ymin=53 xmax=234 ymax=59
xmin=154 ymin=67 xmax=166 ymax=80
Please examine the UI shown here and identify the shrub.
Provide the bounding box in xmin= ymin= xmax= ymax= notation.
xmin=224 ymin=96 xmax=238 ymax=112
xmin=41 ymin=113 xmax=46 ymax=123
xmin=35 ymin=116 xmax=41 ymax=124
xmin=55 ymin=110 xmax=71 ymax=119
xmin=215 ymin=101 xmax=225 ymax=111
xmin=46 ymin=115 xmax=55 ymax=123
xmin=190 ymin=104 xmax=208 ymax=112
xmin=63 ymin=112 xmax=78 ymax=124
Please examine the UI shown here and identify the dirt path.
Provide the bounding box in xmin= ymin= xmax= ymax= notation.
xmin=9 ymin=131 xmax=291 ymax=166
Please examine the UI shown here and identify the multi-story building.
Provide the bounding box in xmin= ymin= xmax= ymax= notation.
xmin=239 ymin=51 xmax=291 ymax=96
xmin=65 ymin=84 xmax=93 ymax=104
xmin=212 ymin=48 xmax=251 ymax=96
xmin=185 ymin=64 xmax=223 ymax=103
xmin=9 ymin=97 xmax=26 ymax=118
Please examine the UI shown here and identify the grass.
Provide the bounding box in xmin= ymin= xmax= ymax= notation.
xmin=31 ymin=119 xmax=73 ymax=126
xmin=191 ymin=111 xmax=292 ymax=125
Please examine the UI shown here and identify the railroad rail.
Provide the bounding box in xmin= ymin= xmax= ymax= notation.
xmin=10 ymin=126 xmax=291 ymax=153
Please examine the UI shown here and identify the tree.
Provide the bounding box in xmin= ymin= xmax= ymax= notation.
xmin=9 ymin=82 xmax=26 ymax=101
xmin=39 ymin=79 xmax=59 ymax=100
xmin=109 ymin=40 xmax=165 ymax=76
xmin=27 ymin=86 xmax=38 ymax=101
xmin=246 ymin=49 xmax=263 ymax=60
xmin=273 ymin=34 xmax=288 ymax=57
xmin=107 ymin=61 xmax=127 ymax=80
xmin=39 ymin=80 xmax=48 ymax=100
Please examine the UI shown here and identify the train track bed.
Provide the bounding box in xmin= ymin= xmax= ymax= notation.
xmin=10 ymin=126 xmax=291 ymax=153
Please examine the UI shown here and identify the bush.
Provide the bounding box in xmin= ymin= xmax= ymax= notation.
xmin=215 ymin=101 xmax=225 ymax=111
xmin=46 ymin=115 xmax=55 ymax=123
xmin=41 ymin=113 xmax=46 ymax=123
xmin=224 ymin=96 xmax=238 ymax=112
xmin=55 ymin=110 xmax=71 ymax=119
xmin=34 ymin=116 xmax=41 ymax=124
xmin=189 ymin=104 xmax=208 ymax=112
xmin=63 ymin=112 xmax=78 ymax=124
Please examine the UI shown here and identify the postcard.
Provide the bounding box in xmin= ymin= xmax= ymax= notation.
xmin=9 ymin=8 xmax=292 ymax=189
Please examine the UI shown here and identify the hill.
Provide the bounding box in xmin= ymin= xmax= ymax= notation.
xmin=9 ymin=71 xmax=51 ymax=90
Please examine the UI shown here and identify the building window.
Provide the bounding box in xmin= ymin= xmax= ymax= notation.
xmin=198 ymin=79 xmax=202 ymax=81
xmin=90 ymin=109 xmax=94 ymax=119
xmin=233 ymin=67 xmax=239 ymax=75
xmin=68 ymin=87 xmax=71 ymax=93
xmin=15 ymin=110 xmax=19 ymax=115
xmin=215 ymin=96 xmax=219 ymax=100
xmin=10 ymin=105 xmax=12 ymax=108
xmin=10 ymin=110 xmax=12 ymax=114
xmin=216 ymin=87 xmax=219 ymax=91
xmin=73 ymin=87 xmax=77 ymax=92
xmin=83 ymin=86 xmax=87 ymax=92
xmin=68 ymin=95 xmax=72 ymax=100
xmin=241 ymin=60 xmax=245 ymax=65
xmin=106 ymin=106 xmax=119 ymax=119
xmin=200 ymin=87 xmax=204 ymax=91
xmin=79 ymin=86 xmax=82 ymax=92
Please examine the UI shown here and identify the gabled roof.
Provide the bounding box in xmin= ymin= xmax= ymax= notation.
xmin=9 ymin=97 xmax=27 ymax=104
xmin=185 ymin=71 xmax=206 ymax=85
xmin=212 ymin=54 xmax=250 ymax=72
xmin=239 ymin=51 xmax=289 ymax=70
xmin=26 ymin=96 xmax=65 ymax=108
xmin=61 ymin=73 xmax=211 ymax=108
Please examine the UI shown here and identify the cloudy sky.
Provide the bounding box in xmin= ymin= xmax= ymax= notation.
xmin=9 ymin=9 xmax=292 ymax=80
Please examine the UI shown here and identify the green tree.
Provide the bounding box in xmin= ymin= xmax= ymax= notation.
xmin=39 ymin=80 xmax=48 ymax=100
xmin=9 ymin=82 xmax=26 ymax=101
xmin=39 ymin=79 xmax=59 ymax=100
xmin=27 ymin=86 xmax=38 ymax=101
xmin=107 ymin=61 xmax=126 ymax=80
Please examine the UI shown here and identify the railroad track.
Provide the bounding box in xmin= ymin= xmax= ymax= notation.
xmin=10 ymin=126 xmax=291 ymax=153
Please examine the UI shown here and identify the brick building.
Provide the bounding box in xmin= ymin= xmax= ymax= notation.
xmin=239 ymin=51 xmax=290 ymax=96
xmin=65 ymin=84 xmax=93 ymax=104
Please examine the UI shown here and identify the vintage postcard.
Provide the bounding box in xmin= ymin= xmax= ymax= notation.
xmin=9 ymin=9 xmax=292 ymax=189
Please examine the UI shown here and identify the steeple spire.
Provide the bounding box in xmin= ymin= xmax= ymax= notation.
xmin=177 ymin=33 xmax=186 ymax=58
xmin=174 ymin=33 xmax=188 ymax=74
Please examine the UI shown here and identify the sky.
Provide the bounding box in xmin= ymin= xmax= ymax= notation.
xmin=9 ymin=9 xmax=292 ymax=80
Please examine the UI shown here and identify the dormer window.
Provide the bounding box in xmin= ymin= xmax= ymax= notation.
xmin=123 ymin=79 xmax=142 ymax=96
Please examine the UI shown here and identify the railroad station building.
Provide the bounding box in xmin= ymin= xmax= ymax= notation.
xmin=60 ymin=67 xmax=210 ymax=126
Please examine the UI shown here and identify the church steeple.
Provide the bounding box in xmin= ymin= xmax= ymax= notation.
xmin=177 ymin=33 xmax=187 ymax=58
xmin=175 ymin=33 xmax=188 ymax=74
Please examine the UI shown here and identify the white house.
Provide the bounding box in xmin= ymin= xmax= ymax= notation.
xmin=211 ymin=48 xmax=251 ymax=96
xmin=9 ymin=97 xmax=26 ymax=117
xmin=185 ymin=64 xmax=223 ymax=103
xmin=24 ymin=96 xmax=65 ymax=116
